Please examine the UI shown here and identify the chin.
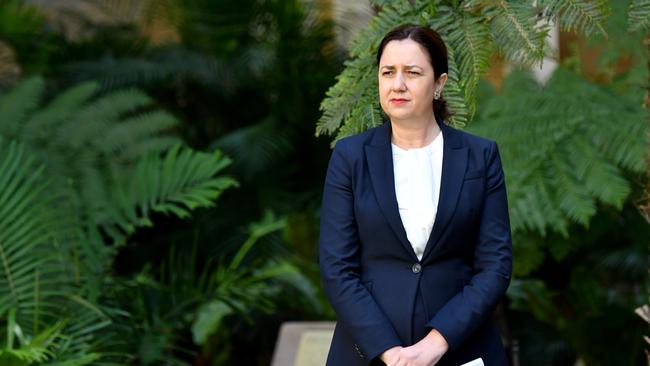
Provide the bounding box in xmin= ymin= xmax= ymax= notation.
xmin=387 ymin=112 xmax=414 ymax=121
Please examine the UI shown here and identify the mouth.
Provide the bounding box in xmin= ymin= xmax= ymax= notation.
xmin=390 ymin=98 xmax=409 ymax=105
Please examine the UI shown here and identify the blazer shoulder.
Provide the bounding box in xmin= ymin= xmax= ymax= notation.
xmin=449 ymin=125 xmax=497 ymax=151
xmin=332 ymin=123 xmax=384 ymax=158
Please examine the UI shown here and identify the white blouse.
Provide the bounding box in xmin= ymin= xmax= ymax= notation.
xmin=391 ymin=132 xmax=444 ymax=260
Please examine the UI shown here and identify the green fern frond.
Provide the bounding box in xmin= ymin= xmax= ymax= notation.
xmin=317 ymin=0 xmax=564 ymax=140
xmin=442 ymin=46 xmax=469 ymax=128
xmin=316 ymin=56 xmax=375 ymax=138
xmin=1 ymin=78 xmax=239 ymax=363
xmin=0 ymin=141 xmax=55 ymax=313
xmin=99 ymin=111 xmax=179 ymax=155
xmin=469 ymin=68 xmax=648 ymax=236
xmin=117 ymin=136 xmax=184 ymax=160
xmin=106 ymin=145 xmax=238 ymax=239
xmin=0 ymin=76 xmax=44 ymax=139
xmin=55 ymin=89 xmax=153 ymax=149
xmin=628 ymin=0 xmax=650 ymax=31
xmin=22 ymin=81 xmax=98 ymax=143
xmin=0 ymin=78 xmax=212 ymax=246
xmin=542 ymin=0 xmax=610 ymax=36
xmin=444 ymin=10 xmax=492 ymax=120
xmin=480 ymin=0 xmax=547 ymax=66
xmin=214 ymin=116 xmax=294 ymax=176
xmin=0 ymin=141 xmax=112 ymax=365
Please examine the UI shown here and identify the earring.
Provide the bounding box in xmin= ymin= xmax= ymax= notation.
xmin=434 ymin=90 xmax=440 ymax=100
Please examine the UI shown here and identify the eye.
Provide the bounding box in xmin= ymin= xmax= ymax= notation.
xmin=407 ymin=70 xmax=421 ymax=76
xmin=382 ymin=70 xmax=394 ymax=76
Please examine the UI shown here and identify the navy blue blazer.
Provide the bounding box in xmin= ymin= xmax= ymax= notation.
xmin=319 ymin=119 xmax=512 ymax=365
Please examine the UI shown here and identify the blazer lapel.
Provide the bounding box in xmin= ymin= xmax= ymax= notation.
xmin=365 ymin=122 xmax=417 ymax=260
xmin=422 ymin=121 xmax=468 ymax=262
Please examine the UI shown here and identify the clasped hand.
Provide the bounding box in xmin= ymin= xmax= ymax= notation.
xmin=380 ymin=329 xmax=448 ymax=366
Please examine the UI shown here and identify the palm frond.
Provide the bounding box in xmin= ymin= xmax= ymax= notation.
xmin=0 ymin=140 xmax=113 ymax=365
xmin=0 ymin=141 xmax=57 ymax=320
xmin=106 ymin=145 xmax=238 ymax=240
xmin=192 ymin=213 xmax=316 ymax=346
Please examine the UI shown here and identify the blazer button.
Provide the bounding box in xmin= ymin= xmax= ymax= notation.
xmin=412 ymin=263 xmax=422 ymax=273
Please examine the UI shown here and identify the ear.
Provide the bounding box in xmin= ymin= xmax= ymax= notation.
xmin=436 ymin=73 xmax=448 ymax=90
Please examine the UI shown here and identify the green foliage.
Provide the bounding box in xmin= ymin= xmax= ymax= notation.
xmin=629 ymin=0 xmax=650 ymax=31
xmin=505 ymin=204 xmax=648 ymax=365
xmin=469 ymin=67 xmax=648 ymax=280
xmin=37 ymin=1 xmax=340 ymax=363
xmin=444 ymin=10 xmax=492 ymax=119
xmin=104 ymin=213 xmax=318 ymax=366
xmin=317 ymin=0 xmax=609 ymax=142
xmin=0 ymin=0 xmax=42 ymax=38
xmin=541 ymin=0 xmax=610 ymax=36
xmin=472 ymin=0 xmax=547 ymax=65
xmin=0 ymin=141 xmax=107 ymax=366
xmin=106 ymin=145 xmax=237 ymax=239
xmin=0 ymin=0 xmax=50 ymax=77
xmin=469 ymin=69 xmax=648 ymax=239
xmin=0 ymin=76 xmax=239 ymax=247
xmin=0 ymin=77 xmax=239 ymax=364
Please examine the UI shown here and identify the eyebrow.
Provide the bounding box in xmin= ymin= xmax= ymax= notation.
xmin=380 ymin=64 xmax=424 ymax=70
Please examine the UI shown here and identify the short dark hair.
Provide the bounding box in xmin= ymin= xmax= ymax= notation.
xmin=376 ymin=24 xmax=451 ymax=121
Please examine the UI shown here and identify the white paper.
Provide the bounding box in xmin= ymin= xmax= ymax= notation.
xmin=460 ymin=358 xmax=484 ymax=366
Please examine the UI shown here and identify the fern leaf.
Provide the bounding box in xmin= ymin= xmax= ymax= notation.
xmin=0 ymin=77 xmax=44 ymax=139
xmin=469 ymin=68 xmax=648 ymax=237
xmin=106 ymin=146 xmax=238 ymax=240
xmin=446 ymin=11 xmax=492 ymax=119
xmin=629 ymin=0 xmax=650 ymax=32
xmin=99 ymin=110 xmax=179 ymax=155
xmin=479 ymin=0 xmax=547 ymax=65
xmin=55 ymin=89 xmax=153 ymax=149
xmin=214 ymin=116 xmax=294 ymax=177
xmin=442 ymin=47 xmax=469 ymax=128
xmin=543 ymin=0 xmax=610 ymax=36
xmin=22 ymin=81 xmax=98 ymax=143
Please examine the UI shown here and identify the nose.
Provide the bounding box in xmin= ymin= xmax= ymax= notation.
xmin=391 ymin=72 xmax=406 ymax=91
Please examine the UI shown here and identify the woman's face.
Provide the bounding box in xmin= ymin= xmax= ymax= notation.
xmin=378 ymin=39 xmax=446 ymax=123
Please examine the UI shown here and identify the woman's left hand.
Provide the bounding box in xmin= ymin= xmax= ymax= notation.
xmin=389 ymin=328 xmax=448 ymax=366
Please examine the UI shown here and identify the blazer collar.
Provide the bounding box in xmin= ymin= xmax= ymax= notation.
xmin=368 ymin=116 xmax=463 ymax=148
xmin=365 ymin=118 xmax=468 ymax=262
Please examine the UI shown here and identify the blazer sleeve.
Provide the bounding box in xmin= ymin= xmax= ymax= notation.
xmin=319 ymin=140 xmax=402 ymax=361
xmin=426 ymin=141 xmax=513 ymax=350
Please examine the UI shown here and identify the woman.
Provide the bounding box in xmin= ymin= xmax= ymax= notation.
xmin=319 ymin=24 xmax=512 ymax=366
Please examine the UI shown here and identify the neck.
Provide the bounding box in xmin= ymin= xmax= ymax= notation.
xmin=390 ymin=114 xmax=440 ymax=149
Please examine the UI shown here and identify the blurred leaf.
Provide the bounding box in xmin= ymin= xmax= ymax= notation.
xmin=191 ymin=300 xmax=233 ymax=345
